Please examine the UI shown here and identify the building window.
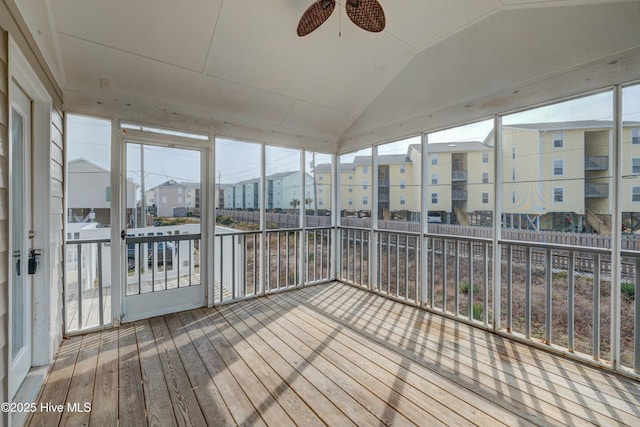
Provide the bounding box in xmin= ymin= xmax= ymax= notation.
xmin=161 ymin=196 xmax=167 ymax=204
xmin=348 ymin=198 xmax=353 ymax=206
xmin=633 ymin=158 xmax=640 ymax=174
xmin=633 ymin=187 xmax=640 ymax=202
xmin=363 ymin=165 xmax=368 ymax=174
xmin=363 ymin=180 xmax=368 ymax=190
xmin=348 ymin=174 xmax=353 ymax=180
xmin=512 ymin=146 xmax=516 ymax=159
xmin=554 ymin=187 xmax=564 ymax=203
xmin=348 ymin=186 xmax=353 ymax=193
xmin=318 ymin=175 xmax=324 ymax=180
xmin=400 ymin=165 xmax=406 ymax=174
xmin=106 ymin=187 xmax=111 ymax=202
xmin=553 ymin=132 xmax=564 ymax=148
xmin=482 ymin=193 xmax=489 ymax=204
xmin=482 ymin=172 xmax=489 ymax=184
xmin=431 ymin=154 xmax=438 ymax=165
xmin=400 ymin=180 xmax=406 ymax=189
xmin=512 ymin=168 xmax=516 ymax=181
xmin=319 ymin=186 xmax=324 ymax=193
xmin=632 ymin=129 xmax=640 ymax=144
xmin=363 ymin=195 xmax=368 ymax=205
xmin=512 ymin=190 xmax=516 ymax=204
xmin=482 ymin=152 xmax=489 ymax=163
xmin=431 ymin=193 xmax=438 ymax=204
xmin=319 ymin=199 xmax=324 ymax=206
xmin=400 ymin=196 xmax=406 ymax=205
xmin=431 ymin=174 xmax=437 ymax=185
xmin=553 ymin=160 xmax=564 ymax=176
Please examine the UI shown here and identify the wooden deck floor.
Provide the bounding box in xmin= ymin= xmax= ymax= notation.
xmin=30 ymin=282 xmax=640 ymax=426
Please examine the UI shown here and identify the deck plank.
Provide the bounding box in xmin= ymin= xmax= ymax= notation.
xmin=217 ymin=304 xmax=358 ymax=427
xmin=164 ymin=313 xmax=236 ymax=426
xmin=222 ymin=302 xmax=382 ymax=426
xmin=88 ymin=329 xmax=119 ymax=427
xmin=235 ymin=298 xmax=425 ymax=426
xmin=28 ymin=336 xmax=82 ymax=427
xmin=148 ymin=316 xmax=208 ymax=427
xmin=306 ymin=283 xmax=640 ymax=426
xmin=30 ymin=282 xmax=640 ymax=426
xmin=270 ymin=289 xmax=527 ymax=426
xmin=192 ymin=309 xmax=298 ymax=427
xmin=210 ymin=306 xmax=326 ymax=427
xmin=177 ymin=310 xmax=267 ymax=427
xmin=134 ymin=319 xmax=176 ymax=427
xmin=118 ymin=323 xmax=146 ymax=427
xmin=58 ymin=333 xmax=100 ymax=427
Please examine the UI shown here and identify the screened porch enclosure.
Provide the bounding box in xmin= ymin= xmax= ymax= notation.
xmin=65 ymin=84 xmax=640 ymax=381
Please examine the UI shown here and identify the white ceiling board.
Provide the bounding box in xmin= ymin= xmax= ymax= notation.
xmin=343 ymin=2 xmax=640 ymax=139
xmin=206 ymin=0 xmax=414 ymax=113
xmin=499 ymin=0 xmax=632 ymax=6
xmin=384 ymin=0 xmax=500 ymax=51
xmin=15 ymin=0 xmax=64 ymax=83
xmin=58 ymin=34 xmax=301 ymax=134
xmin=52 ymin=0 xmax=222 ymax=72
xmin=280 ymin=102 xmax=353 ymax=138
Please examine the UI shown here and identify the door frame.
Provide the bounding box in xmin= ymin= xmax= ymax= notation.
xmin=7 ymin=36 xmax=53 ymax=398
xmin=112 ymin=126 xmax=212 ymax=323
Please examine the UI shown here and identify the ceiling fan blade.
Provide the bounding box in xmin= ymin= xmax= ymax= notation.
xmin=297 ymin=0 xmax=336 ymax=37
xmin=346 ymin=0 xmax=385 ymax=33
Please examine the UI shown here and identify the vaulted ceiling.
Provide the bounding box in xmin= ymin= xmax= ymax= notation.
xmin=14 ymin=0 xmax=640 ymax=150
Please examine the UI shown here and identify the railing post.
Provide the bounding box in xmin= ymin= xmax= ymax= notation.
xmin=611 ymin=84 xmax=622 ymax=369
xmin=493 ymin=114 xmax=503 ymax=331
xmin=370 ymin=146 xmax=379 ymax=291
xmin=420 ymin=132 xmax=429 ymax=307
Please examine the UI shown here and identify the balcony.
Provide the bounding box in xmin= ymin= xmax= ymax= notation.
xmin=452 ymin=190 xmax=468 ymax=201
xmin=451 ymin=170 xmax=468 ymax=181
xmin=56 ymin=224 xmax=640 ymax=426
xmin=585 ymin=156 xmax=609 ymax=171
xmin=32 ymin=280 xmax=640 ymax=426
xmin=585 ymin=182 xmax=609 ymax=198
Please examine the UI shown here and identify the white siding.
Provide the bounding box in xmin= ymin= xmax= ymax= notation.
xmin=49 ymin=108 xmax=64 ymax=358
xmin=0 ymin=27 xmax=8 ymax=425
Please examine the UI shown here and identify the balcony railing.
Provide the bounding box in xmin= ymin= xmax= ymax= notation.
xmin=584 ymin=155 xmax=609 ymax=171
xmin=65 ymin=238 xmax=111 ymax=333
xmin=585 ymin=182 xmax=609 ymax=198
xmin=336 ymin=225 xmax=640 ymax=375
xmin=63 ymin=216 xmax=639 ymax=375
xmin=451 ymin=170 xmax=468 ymax=181
xmin=452 ymin=190 xmax=468 ymax=201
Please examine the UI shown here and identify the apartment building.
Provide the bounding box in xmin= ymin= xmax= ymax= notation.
xmin=221 ymin=171 xmax=315 ymax=211
xmin=313 ymin=121 xmax=640 ymax=231
xmin=147 ymin=179 xmax=201 ymax=217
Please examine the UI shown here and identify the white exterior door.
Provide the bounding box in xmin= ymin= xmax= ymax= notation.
xmin=9 ymin=82 xmax=33 ymax=398
xmin=121 ymin=140 xmax=205 ymax=322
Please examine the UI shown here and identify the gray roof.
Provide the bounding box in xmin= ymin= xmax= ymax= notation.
xmin=427 ymin=141 xmax=491 ymax=153
xmin=313 ymin=163 xmax=332 ymax=173
xmin=505 ymin=120 xmax=640 ymax=132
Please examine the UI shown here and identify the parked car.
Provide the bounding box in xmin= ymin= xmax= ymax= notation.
xmin=127 ymin=241 xmax=174 ymax=270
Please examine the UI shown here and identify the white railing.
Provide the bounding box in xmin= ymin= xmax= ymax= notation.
xmin=65 ymin=238 xmax=111 ymax=333
xmin=337 ymin=225 xmax=640 ymax=376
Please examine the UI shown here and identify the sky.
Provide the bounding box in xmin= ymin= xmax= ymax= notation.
xmin=67 ymin=85 xmax=640 ymax=192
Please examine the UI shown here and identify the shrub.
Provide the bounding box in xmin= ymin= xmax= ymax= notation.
xmin=216 ymin=215 xmax=234 ymax=226
xmin=621 ymin=281 xmax=635 ymax=301
xmin=472 ymin=303 xmax=484 ymax=321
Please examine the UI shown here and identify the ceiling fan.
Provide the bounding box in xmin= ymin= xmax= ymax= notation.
xmin=297 ymin=0 xmax=385 ymax=37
